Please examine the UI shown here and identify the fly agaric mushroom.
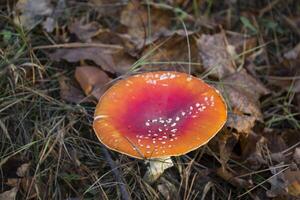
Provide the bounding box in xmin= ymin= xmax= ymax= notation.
xmin=93 ymin=71 xmax=227 ymax=182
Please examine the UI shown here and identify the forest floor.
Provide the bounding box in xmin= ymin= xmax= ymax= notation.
xmin=0 ymin=0 xmax=300 ymax=199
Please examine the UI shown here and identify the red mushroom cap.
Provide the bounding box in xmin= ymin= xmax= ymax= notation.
xmin=93 ymin=71 xmax=227 ymax=159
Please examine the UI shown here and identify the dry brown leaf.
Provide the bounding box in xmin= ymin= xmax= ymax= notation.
xmin=75 ymin=66 xmax=111 ymax=100
xmin=141 ymin=32 xmax=200 ymax=72
xmin=268 ymin=43 xmax=300 ymax=93
xmin=217 ymin=69 xmax=269 ymax=133
xmin=216 ymin=167 xmax=252 ymax=189
xmin=68 ymin=21 xmax=101 ymax=42
xmin=14 ymin=0 xmax=53 ymax=29
xmin=90 ymin=0 xmax=125 ymax=17
xmin=225 ymin=68 xmax=270 ymax=101
xmin=226 ymin=113 xmax=256 ymax=133
xmin=59 ymin=76 xmax=88 ymax=103
xmin=197 ymin=33 xmax=236 ymax=79
xmin=120 ymin=1 xmax=174 ymax=50
xmin=226 ymin=32 xmax=257 ymax=58
xmin=267 ymin=151 xmax=299 ymax=198
xmin=284 ymin=169 xmax=300 ymax=197
xmin=0 ymin=187 xmax=18 ymax=200
xmin=239 ymin=132 xmax=267 ymax=169
xmin=49 ymin=45 xmax=135 ymax=74
xmin=218 ymin=131 xmax=239 ymax=166
xmin=92 ymin=29 xmax=139 ymax=56
xmin=240 ymin=130 xmax=289 ymax=171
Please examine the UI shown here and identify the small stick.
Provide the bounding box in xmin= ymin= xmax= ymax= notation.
xmin=33 ymin=42 xmax=123 ymax=50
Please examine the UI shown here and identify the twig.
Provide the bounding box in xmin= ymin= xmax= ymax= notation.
xmin=101 ymin=147 xmax=131 ymax=200
xmin=32 ymin=42 xmax=123 ymax=50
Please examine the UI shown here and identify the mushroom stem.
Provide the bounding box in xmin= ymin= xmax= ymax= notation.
xmin=143 ymin=157 xmax=174 ymax=183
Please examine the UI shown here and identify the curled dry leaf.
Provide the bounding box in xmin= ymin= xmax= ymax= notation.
xmin=49 ymin=45 xmax=135 ymax=74
xmin=75 ymin=66 xmax=111 ymax=100
xmin=14 ymin=0 xmax=53 ymax=29
xmin=120 ymin=1 xmax=174 ymax=50
xmin=197 ymin=33 xmax=236 ymax=79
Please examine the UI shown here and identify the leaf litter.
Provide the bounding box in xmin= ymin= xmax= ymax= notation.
xmin=3 ymin=0 xmax=300 ymax=199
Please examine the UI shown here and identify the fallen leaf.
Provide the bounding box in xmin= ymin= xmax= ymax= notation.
xmin=59 ymin=76 xmax=88 ymax=103
xmin=197 ymin=33 xmax=236 ymax=79
xmin=90 ymin=0 xmax=125 ymax=17
xmin=239 ymin=132 xmax=267 ymax=169
xmin=218 ymin=131 xmax=239 ymax=166
xmin=226 ymin=32 xmax=257 ymax=58
xmin=42 ymin=0 xmax=65 ymax=32
xmin=217 ymin=69 xmax=269 ymax=133
xmin=226 ymin=113 xmax=256 ymax=133
xmin=216 ymin=167 xmax=252 ymax=189
xmin=75 ymin=66 xmax=111 ymax=100
xmin=49 ymin=44 xmax=135 ymax=74
xmin=141 ymin=32 xmax=200 ymax=72
xmin=14 ymin=0 xmax=53 ymax=29
xmin=0 ymin=187 xmax=18 ymax=200
xmin=284 ymin=169 xmax=300 ymax=197
xmin=120 ymin=1 xmax=174 ymax=50
xmin=68 ymin=20 xmax=101 ymax=42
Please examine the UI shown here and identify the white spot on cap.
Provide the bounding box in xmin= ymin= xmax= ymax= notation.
xmin=171 ymin=129 xmax=177 ymax=133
